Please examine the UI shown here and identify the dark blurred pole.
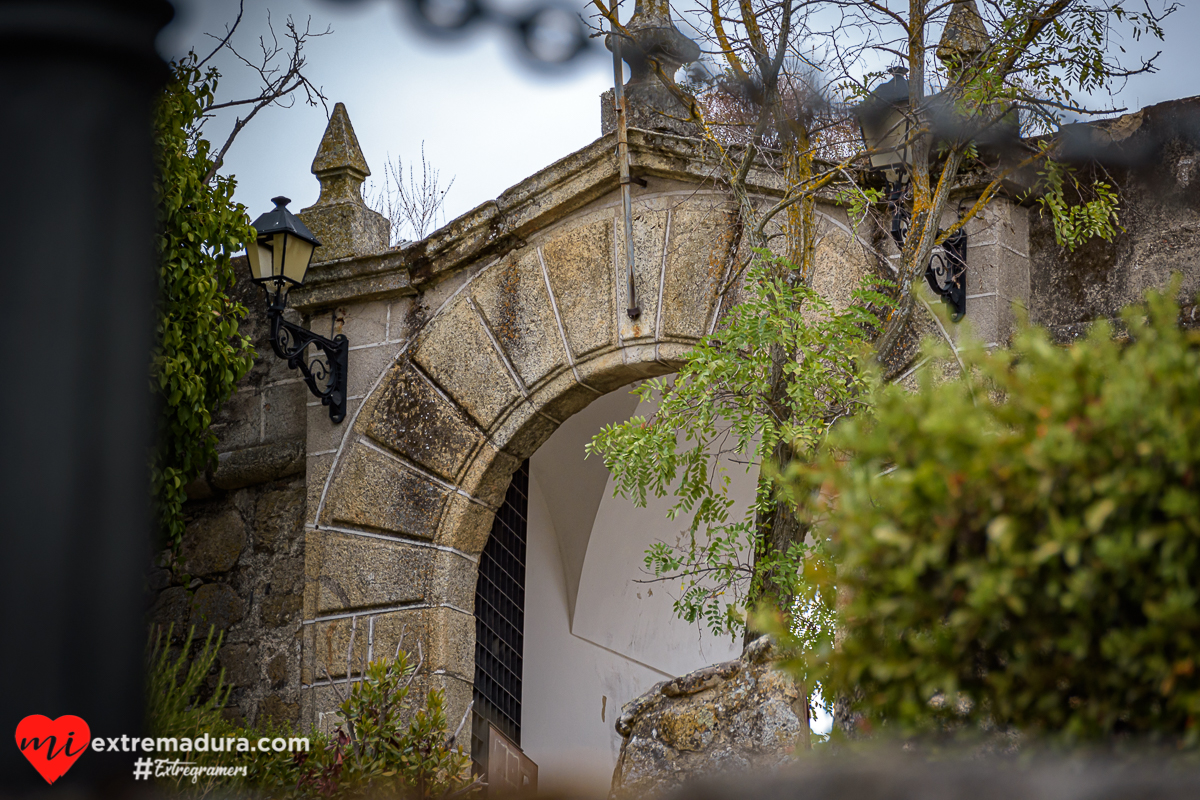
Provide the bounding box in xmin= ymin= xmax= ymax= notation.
xmin=0 ymin=0 xmax=173 ymax=792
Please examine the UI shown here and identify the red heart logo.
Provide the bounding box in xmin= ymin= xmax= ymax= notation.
xmin=14 ymin=715 xmax=91 ymax=785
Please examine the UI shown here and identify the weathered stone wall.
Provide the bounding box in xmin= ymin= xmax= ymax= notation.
xmin=147 ymin=264 xmax=310 ymax=727
xmin=1029 ymin=97 xmax=1200 ymax=340
xmin=149 ymin=475 xmax=307 ymax=725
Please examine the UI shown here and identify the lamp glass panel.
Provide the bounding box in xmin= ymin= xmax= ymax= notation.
xmin=281 ymin=235 xmax=315 ymax=286
xmin=246 ymin=239 xmax=274 ymax=282
xmin=268 ymin=232 xmax=288 ymax=280
xmin=867 ymin=108 xmax=910 ymax=171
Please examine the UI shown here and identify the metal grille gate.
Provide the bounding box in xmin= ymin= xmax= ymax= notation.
xmin=471 ymin=459 xmax=529 ymax=768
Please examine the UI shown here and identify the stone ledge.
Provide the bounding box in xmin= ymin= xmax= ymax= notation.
xmin=290 ymin=249 xmax=414 ymax=313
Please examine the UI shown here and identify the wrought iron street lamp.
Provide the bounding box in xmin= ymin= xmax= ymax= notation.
xmin=247 ymin=196 xmax=349 ymax=423
xmin=854 ymin=68 xmax=968 ymax=322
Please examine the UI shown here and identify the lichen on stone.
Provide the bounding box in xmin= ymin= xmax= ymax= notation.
xmin=610 ymin=636 xmax=809 ymax=799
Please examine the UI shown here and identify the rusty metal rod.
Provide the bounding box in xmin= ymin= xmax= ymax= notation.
xmin=611 ymin=9 xmax=640 ymax=320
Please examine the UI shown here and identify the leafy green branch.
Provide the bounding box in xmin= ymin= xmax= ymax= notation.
xmin=588 ymin=251 xmax=891 ymax=638
xmin=1032 ymin=156 xmax=1122 ymax=250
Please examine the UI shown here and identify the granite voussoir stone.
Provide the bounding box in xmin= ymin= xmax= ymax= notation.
xmin=541 ymin=216 xmax=618 ymax=358
xmin=325 ymin=443 xmax=449 ymax=538
xmin=410 ymin=295 xmax=523 ymax=430
xmin=469 ymin=248 xmax=569 ymax=389
xmin=359 ymin=359 xmax=486 ymax=484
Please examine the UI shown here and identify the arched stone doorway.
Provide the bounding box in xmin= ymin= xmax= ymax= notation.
xmin=290 ymin=109 xmax=878 ymax=737
xmin=301 ymin=194 xmax=740 ymax=722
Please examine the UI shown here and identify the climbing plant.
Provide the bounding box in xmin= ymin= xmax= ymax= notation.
xmin=152 ymin=9 xmax=328 ymax=555
xmin=151 ymin=52 xmax=256 ymax=554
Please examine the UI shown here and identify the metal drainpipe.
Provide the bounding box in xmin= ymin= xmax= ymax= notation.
xmin=611 ymin=12 xmax=641 ymax=320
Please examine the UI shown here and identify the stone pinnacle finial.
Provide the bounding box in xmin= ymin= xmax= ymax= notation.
xmin=937 ymin=0 xmax=990 ymax=64
xmin=606 ymin=0 xmax=701 ymax=85
xmin=311 ymin=102 xmax=371 ymax=206
xmin=600 ymin=0 xmax=702 ymax=138
xmin=299 ymin=102 xmax=389 ymax=263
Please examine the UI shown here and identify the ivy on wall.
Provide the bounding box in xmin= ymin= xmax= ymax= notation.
xmin=151 ymin=53 xmax=255 ymax=554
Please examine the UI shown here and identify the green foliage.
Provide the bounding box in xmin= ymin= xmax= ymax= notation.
xmin=904 ymin=0 xmax=1160 ymax=263
xmin=588 ymin=252 xmax=891 ymax=637
xmin=988 ymin=0 xmax=1166 ymax=114
xmin=152 ymin=52 xmax=256 ymax=554
xmin=795 ymin=282 xmax=1200 ymax=748
xmin=146 ymin=624 xmax=231 ymax=740
xmin=275 ymin=652 xmax=475 ymax=798
xmin=834 ymin=185 xmax=885 ymax=227
xmin=1032 ymin=156 xmax=1122 ymax=250
xmin=145 ymin=624 xmax=475 ymax=798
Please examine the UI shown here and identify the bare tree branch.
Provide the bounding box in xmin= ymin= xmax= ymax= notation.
xmin=368 ymin=145 xmax=457 ymax=244
xmin=196 ymin=0 xmax=244 ymax=69
xmin=195 ymin=11 xmax=332 ymax=185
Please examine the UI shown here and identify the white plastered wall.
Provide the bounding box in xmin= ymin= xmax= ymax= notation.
xmin=521 ymin=386 xmax=752 ymax=793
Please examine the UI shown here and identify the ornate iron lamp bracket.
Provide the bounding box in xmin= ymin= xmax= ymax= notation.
xmin=926 ymin=229 xmax=968 ymax=322
xmin=886 ymin=178 xmax=968 ymax=322
xmin=266 ymin=292 xmax=349 ymax=424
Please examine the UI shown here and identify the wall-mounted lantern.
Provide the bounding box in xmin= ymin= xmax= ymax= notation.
xmin=854 ymin=68 xmax=968 ymax=322
xmin=855 ymin=65 xmax=912 ymax=184
xmin=246 ymin=196 xmax=349 ymax=423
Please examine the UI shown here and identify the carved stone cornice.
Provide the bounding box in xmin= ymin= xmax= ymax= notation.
xmin=291 ymin=128 xmax=786 ymax=312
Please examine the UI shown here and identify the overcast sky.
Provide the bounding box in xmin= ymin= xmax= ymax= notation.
xmin=159 ymin=0 xmax=1197 ymax=233
xmin=158 ymin=0 xmax=612 ymax=235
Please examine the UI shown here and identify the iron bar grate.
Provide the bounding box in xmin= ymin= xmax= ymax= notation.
xmin=472 ymin=459 xmax=529 ymax=769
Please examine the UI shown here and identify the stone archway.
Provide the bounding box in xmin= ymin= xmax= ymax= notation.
xmin=290 ymin=111 xmax=879 ymax=728
xmin=298 ymin=191 xmax=747 ymax=724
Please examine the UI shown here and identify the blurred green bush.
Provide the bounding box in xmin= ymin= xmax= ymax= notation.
xmin=792 ymin=283 xmax=1200 ymax=749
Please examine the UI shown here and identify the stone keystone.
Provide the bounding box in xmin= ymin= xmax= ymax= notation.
xmin=300 ymin=102 xmax=390 ymax=263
